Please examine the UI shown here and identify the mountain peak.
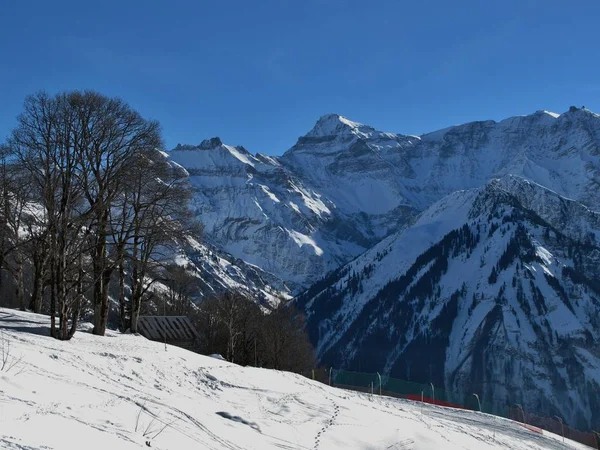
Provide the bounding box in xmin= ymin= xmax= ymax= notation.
xmin=198 ymin=137 xmax=223 ymax=149
xmin=562 ymin=105 xmax=600 ymax=121
xmin=304 ymin=114 xmax=375 ymax=139
xmin=172 ymin=137 xmax=224 ymax=151
xmin=534 ymin=109 xmax=560 ymax=118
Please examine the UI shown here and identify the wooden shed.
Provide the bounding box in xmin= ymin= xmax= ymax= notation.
xmin=137 ymin=316 xmax=200 ymax=351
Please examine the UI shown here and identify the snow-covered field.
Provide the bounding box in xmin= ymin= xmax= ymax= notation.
xmin=0 ymin=308 xmax=588 ymax=449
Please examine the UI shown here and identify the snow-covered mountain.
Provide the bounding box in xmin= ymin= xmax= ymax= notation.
xmin=172 ymin=237 xmax=290 ymax=307
xmin=169 ymin=138 xmax=351 ymax=292
xmin=170 ymin=107 xmax=600 ymax=291
xmin=140 ymin=149 xmax=292 ymax=306
xmin=297 ymin=176 xmax=600 ymax=430
xmin=169 ymin=107 xmax=600 ymax=429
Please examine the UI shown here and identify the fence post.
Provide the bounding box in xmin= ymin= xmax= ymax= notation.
xmin=370 ymin=382 xmax=373 ymax=395
xmin=515 ymin=404 xmax=526 ymax=425
xmin=430 ymin=383 xmax=435 ymax=406
xmin=312 ymin=369 xmax=315 ymax=380
xmin=553 ymin=416 xmax=564 ymax=443
xmin=329 ymin=367 xmax=332 ymax=386
xmin=472 ymin=393 xmax=481 ymax=412
xmin=377 ymin=372 xmax=382 ymax=396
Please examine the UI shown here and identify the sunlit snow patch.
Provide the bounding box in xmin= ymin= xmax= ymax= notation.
xmin=287 ymin=230 xmax=324 ymax=256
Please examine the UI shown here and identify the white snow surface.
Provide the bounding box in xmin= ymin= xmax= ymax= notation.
xmin=0 ymin=308 xmax=586 ymax=450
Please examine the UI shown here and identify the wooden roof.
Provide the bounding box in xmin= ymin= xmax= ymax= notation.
xmin=137 ymin=316 xmax=200 ymax=342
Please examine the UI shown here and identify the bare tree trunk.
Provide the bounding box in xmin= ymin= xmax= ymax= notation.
xmin=50 ymin=259 xmax=57 ymax=338
xmin=92 ymin=256 xmax=103 ymax=334
xmin=29 ymin=239 xmax=48 ymax=313
xmin=130 ymin=272 xmax=142 ymax=334
xmin=92 ymin=266 xmax=113 ymax=336
xmin=68 ymin=299 xmax=80 ymax=339
xmin=99 ymin=268 xmax=111 ymax=334
xmin=58 ymin=250 xmax=69 ymax=340
xmin=91 ymin=240 xmax=111 ymax=336
xmin=130 ymin=264 xmax=142 ymax=334
xmin=118 ymin=260 xmax=127 ymax=331
xmin=92 ymin=210 xmax=112 ymax=336
xmin=0 ymin=159 xmax=8 ymax=303
xmin=0 ymin=262 xmax=3 ymax=302
xmin=0 ymin=252 xmax=4 ymax=301
xmin=29 ymin=266 xmax=44 ymax=313
xmin=15 ymin=255 xmax=25 ymax=311
xmin=67 ymin=261 xmax=83 ymax=340
xmin=130 ymin=302 xmax=140 ymax=334
xmin=129 ymin=234 xmax=141 ymax=334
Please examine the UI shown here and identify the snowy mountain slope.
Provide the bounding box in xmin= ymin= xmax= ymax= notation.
xmin=297 ymin=176 xmax=600 ymax=431
xmin=411 ymin=108 xmax=600 ymax=209
xmin=140 ymin=147 xmax=292 ymax=305
xmin=282 ymin=107 xmax=600 ymax=213
xmin=170 ymin=107 xmax=600 ymax=289
xmin=280 ymin=114 xmax=421 ymax=215
xmin=0 ymin=308 xmax=588 ymax=450
xmin=173 ymin=237 xmax=291 ymax=306
xmin=169 ymin=136 xmax=411 ymax=290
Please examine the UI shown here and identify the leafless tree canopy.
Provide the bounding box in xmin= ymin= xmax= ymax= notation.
xmin=1 ymin=90 xmax=195 ymax=339
xmin=193 ymin=293 xmax=315 ymax=373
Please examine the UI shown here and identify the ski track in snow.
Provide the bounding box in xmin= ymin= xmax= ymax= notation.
xmin=0 ymin=308 xmax=591 ymax=450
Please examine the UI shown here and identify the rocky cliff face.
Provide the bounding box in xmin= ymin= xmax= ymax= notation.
xmin=170 ymin=108 xmax=600 ymax=292
xmin=169 ymin=121 xmax=420 ymax=291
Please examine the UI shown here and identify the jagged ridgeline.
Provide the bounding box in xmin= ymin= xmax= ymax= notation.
xmin=169 ymin=107 xmax=600 ymax=293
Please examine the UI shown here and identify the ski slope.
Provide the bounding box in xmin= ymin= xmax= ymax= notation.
xmin=0 ymin=308 xmax=588 ymax=449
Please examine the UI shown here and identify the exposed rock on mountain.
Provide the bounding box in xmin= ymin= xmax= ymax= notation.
xmin=169 ymin=107 xmax=600 ymax=428
xmin=170 ymin=107 xmax=600 ymax=291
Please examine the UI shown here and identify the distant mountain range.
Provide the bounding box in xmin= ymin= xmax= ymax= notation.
xmin=169 ymin=106 xmax=600 ymax=429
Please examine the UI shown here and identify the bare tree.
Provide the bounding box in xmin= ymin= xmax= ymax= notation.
xmin=0 ymin=144 xmax=11 ymax=302
xmin=193 ymin=292 xmax=315 ymax=372
xmin=23 ymin=221 xmax=50 ymax=314
xmin=6 ymin=90 xmax=198 ymax=340
xmin=195 ymin=292 xmax=249 ymax=362
xmin=163 ymin=264 xmax=198 ymax=316
xmin=121 ymin=150 xmax=194 ymax=333
xmin=8 ymin=91 xmax=173 ymax=338
xmin=10 ymin=92 xmax=89 ymax=339
xmin=3 ymin=168 xmax=30 ymax=311
xmin=69 ymin=92 xmax=163 ymax=336
xmin=260 ymin=303 xmax=315 ymax=372
xmin=194 ymin=295 xmax=229 ymax=357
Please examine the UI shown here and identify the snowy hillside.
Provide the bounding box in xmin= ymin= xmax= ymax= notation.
xmin=297 ymin=176 xmax=600 ymax=431
xmin=170 ymin=107 xmax=600 ymax=290
xmin=0 ymin=308 xmax=587 ymax=450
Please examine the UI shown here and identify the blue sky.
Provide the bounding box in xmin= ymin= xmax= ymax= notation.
xmin=1 ymin=0 xmax=599 ymax=155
